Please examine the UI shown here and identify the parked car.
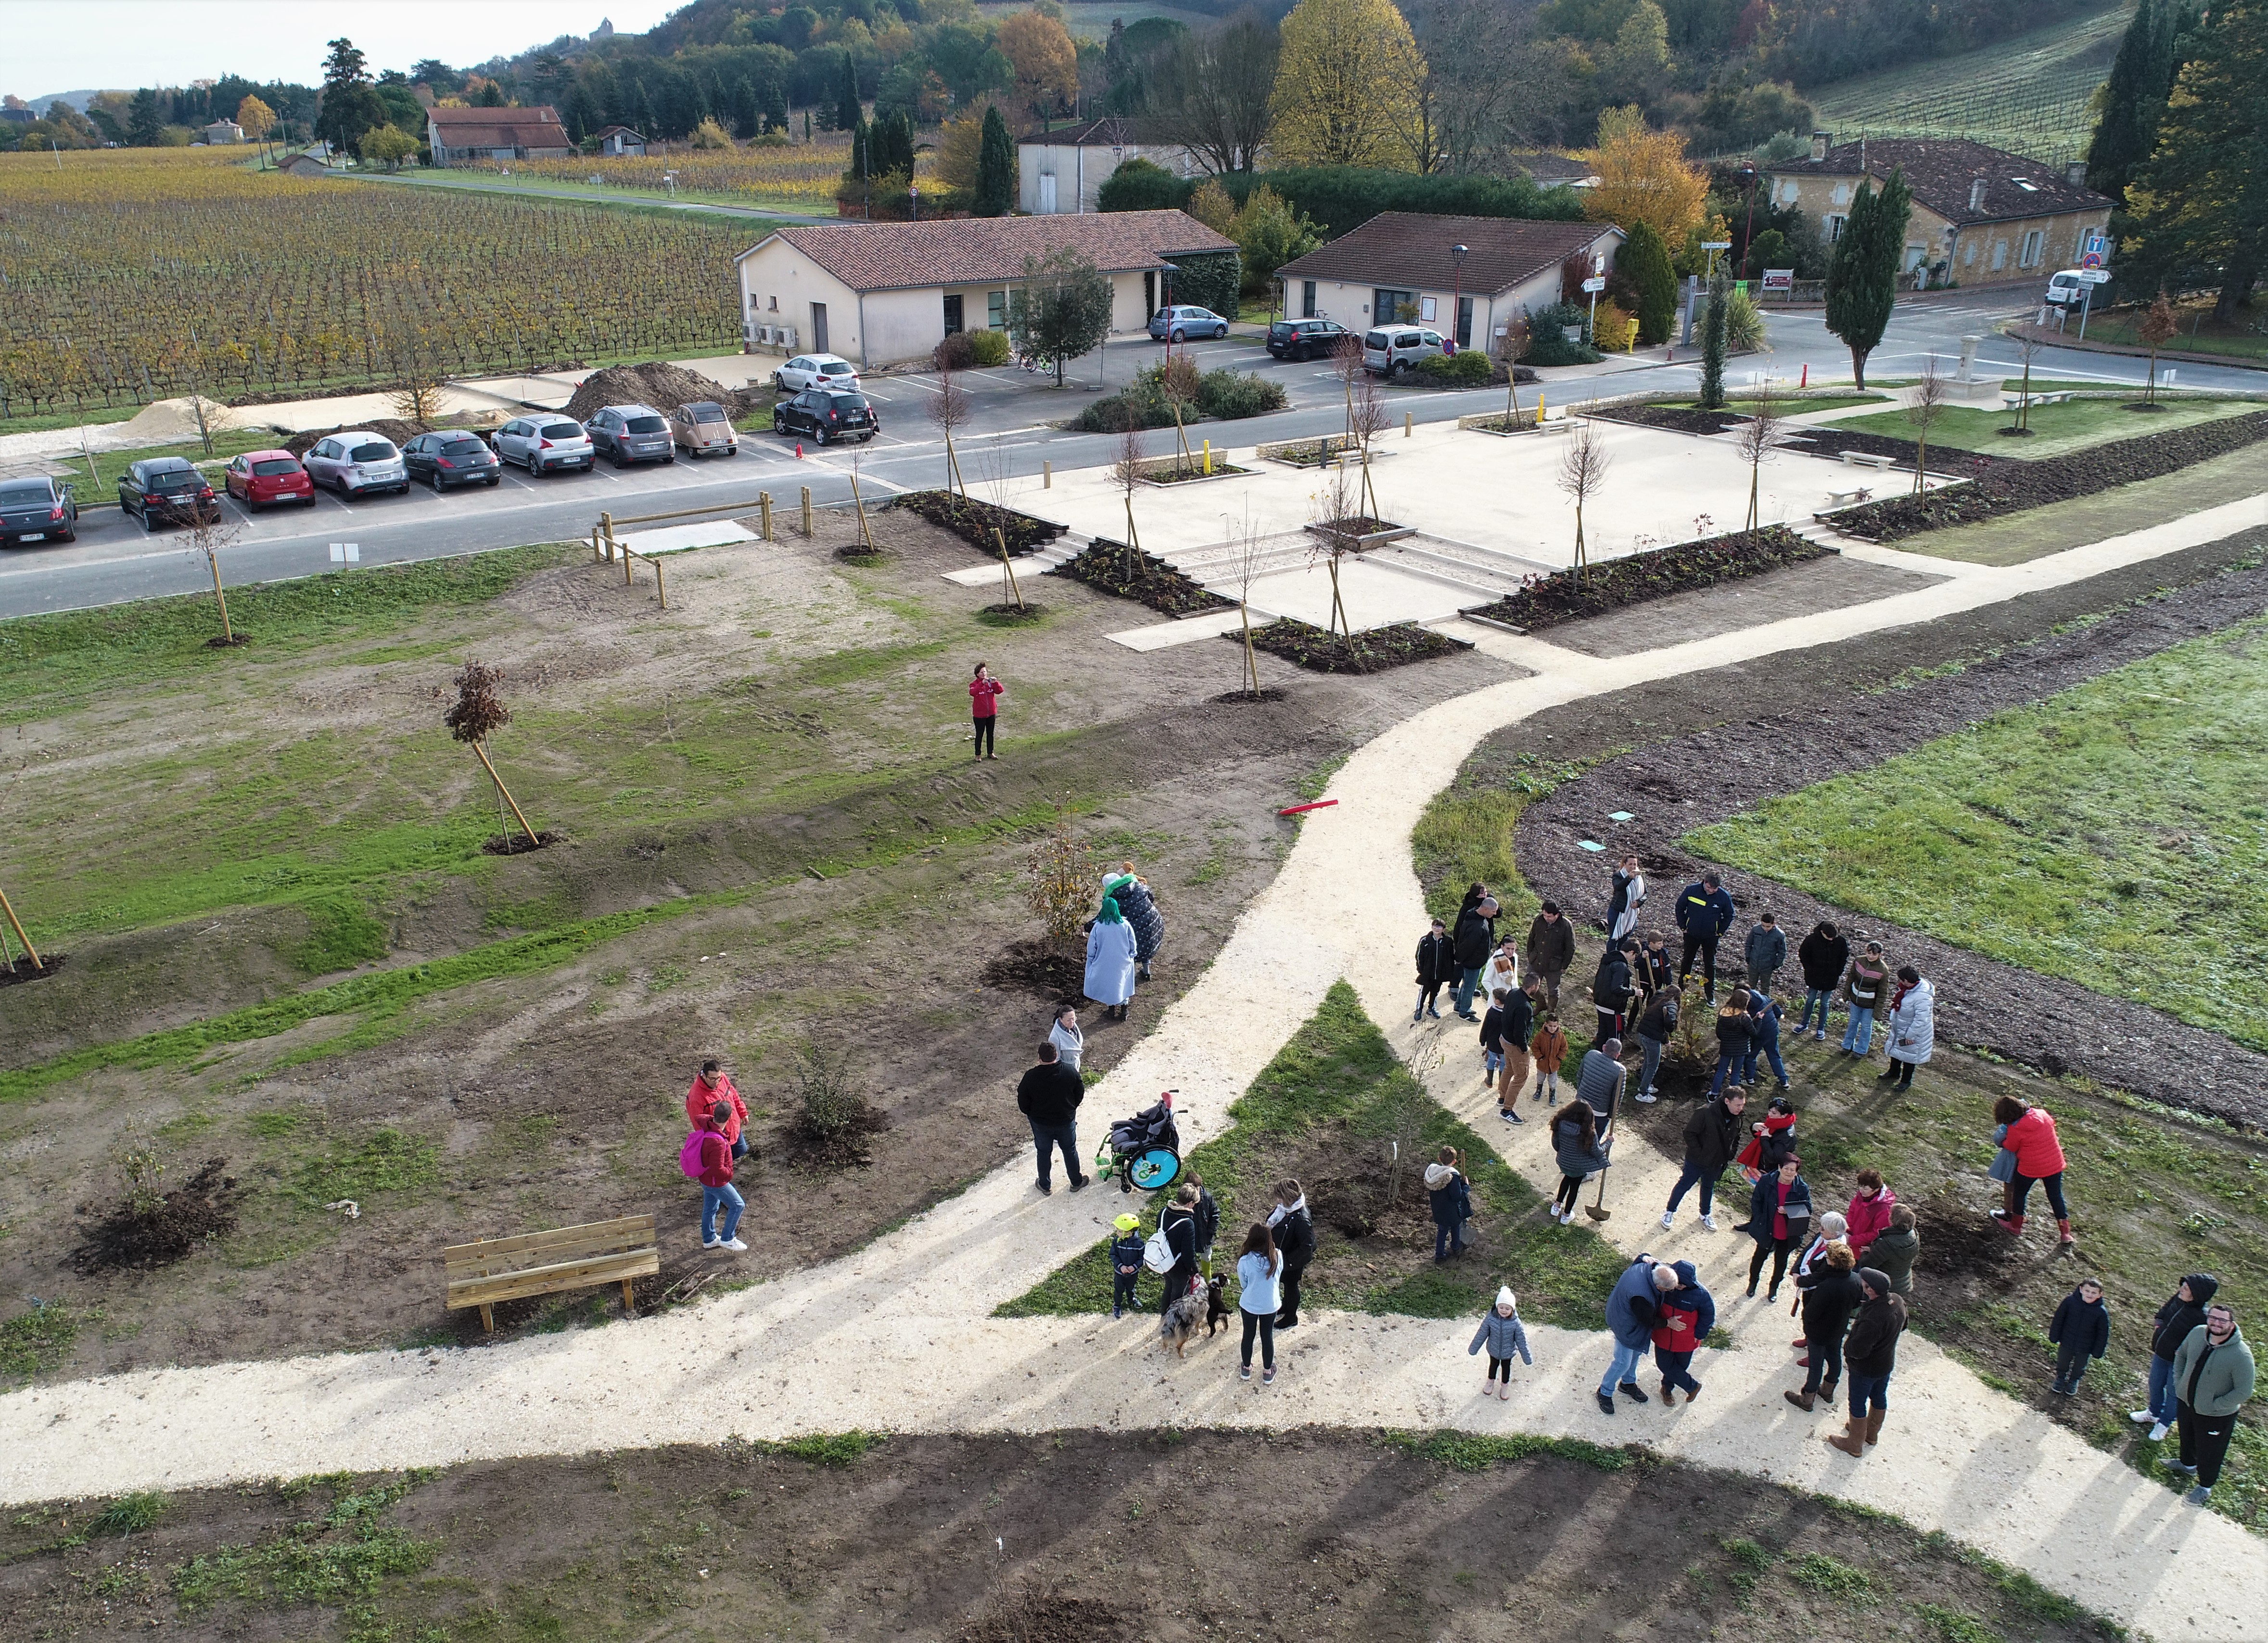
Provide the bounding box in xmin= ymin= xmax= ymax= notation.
xmin=0 ymin=475 xmax=77 ymax=545
xmin=1266 ymin=318 xmax=1352 ymax=360
xmin=403 ymin=430 xmax=503 ymax=490
xmin=119 ymin=457 xmax=220 ymax=527
xmin=773 ymin=353 xmax=860 ymax=392
xmin=302 ymin=432 xmax=409 ymax=498
xmin=1363 ymin=326 xmax=1447 ymax=376
xmin=1150 ymin=305 xmax=1229 ymax=342
xmin=494 ymin=416 xmax=594 ymax=475
xmin=771 ymin=386 xmax=878 ymax=444
xmin=585 ymin=404 xmax=675 ymax=468
xmin=223 ymin=449 xmax=315 ymax=510
xmin=2043 ymin=269 xmax=2098 ymax=311
xmin=670 ymin=400 xmax=739 ymax=457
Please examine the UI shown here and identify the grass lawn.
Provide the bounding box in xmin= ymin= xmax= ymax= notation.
xmin=1687 ymin=616 xmax=2268 ymax=1054
xmin=2077 ymin=301 xmax=2268 ymax=363
xmin=996 ymin=981 xmax=1630 ymax=1331
xmin=1888 ymin=447 xmax=2268 ymax=565
xmin=1835 ymin=395 xmax=2259 ymax=460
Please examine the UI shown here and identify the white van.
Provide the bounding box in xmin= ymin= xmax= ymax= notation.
xmin=1363 ymin=326 xmax=1446 ymax=377
xmin=2043 ymin=269 xmax=2093 ymax=311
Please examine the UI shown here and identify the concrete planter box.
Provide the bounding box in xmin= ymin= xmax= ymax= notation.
xmin=1304 ymin=520 xmax=1413 ymax=550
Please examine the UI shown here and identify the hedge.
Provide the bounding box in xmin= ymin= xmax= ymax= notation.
xmin=1165 ymin=249 xmax=1242 ymax=322
xmin=1102 ymin=164 xmax=1586 ymax=240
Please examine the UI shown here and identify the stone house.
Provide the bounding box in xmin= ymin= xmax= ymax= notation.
xmin=1764 ymin=135 xmax=2112 ymax=286
xmin=425 ymin=105 xmax=573 ymax=165
xmin=1017 ymin=117 xmax=1224 ymax=216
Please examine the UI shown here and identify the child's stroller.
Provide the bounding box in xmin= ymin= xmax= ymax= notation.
xmin=1096 ymin=1090 xmax=1183 ymax=1193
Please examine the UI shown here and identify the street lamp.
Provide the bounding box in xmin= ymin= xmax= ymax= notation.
xmin=1737 ymin=165 xmax=1760 ymax=273
xmin=1450 ymin=244 xmax=1468 ymax=352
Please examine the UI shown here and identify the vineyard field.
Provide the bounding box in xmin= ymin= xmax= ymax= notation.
xmin=514 ymin=133 xmax=859 ymax=205
xmin=1808 ymin=0 xmax=2132 ymax=167
xmin=0 ymin=148 xmax=753 ymax=417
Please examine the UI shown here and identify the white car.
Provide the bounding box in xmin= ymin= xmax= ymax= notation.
xmin=773 ymin=353 xmax=860 ymax=392
xmin=303 ymin=431 xmax=408 ymax=497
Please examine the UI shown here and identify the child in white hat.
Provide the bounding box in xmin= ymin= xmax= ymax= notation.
xmin=1468 ymin=1286 xmax=1533 ymax=1399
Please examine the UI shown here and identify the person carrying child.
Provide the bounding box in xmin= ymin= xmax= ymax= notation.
xmin=1531 ymin=1013 xmax=1570 ymax=1104
xmin=1652 ymin=1259 xmax=1716 ymax=1404
xmin=2050 ymin=1277 xmax=2111 ymax=1396
xmin=1469 ymin=1285 xmax=1533 ymax=1400
xmin=1108 ymin=1213 xmax=1145 ymax=1319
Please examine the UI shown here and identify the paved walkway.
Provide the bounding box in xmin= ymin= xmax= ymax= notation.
xmin=5 ymin=493 xmax=2264 ymax=1636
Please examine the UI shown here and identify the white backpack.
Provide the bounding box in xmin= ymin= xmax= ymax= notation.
xmin=1143 ymin=1217 xmax=1180 ymax=1273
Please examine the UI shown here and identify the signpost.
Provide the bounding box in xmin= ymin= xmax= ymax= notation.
xmin=1701 ymin=239 xmax=1732 ymax=278
xmin=1581 ymin=274 xmax=1605 ymax=342
xmin=1761 ymin=267 xmax=1794 ymax=295
xmin=2074 ymin=265 xmax=2111 ymax=340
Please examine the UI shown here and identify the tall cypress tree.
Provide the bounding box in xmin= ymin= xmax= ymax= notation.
xmin=835 ymin=51 xmax=863 ymax=133
xmin=976 ymin=105 xmax=1015 ymax=216
xmin=1824 ymin=169 xmax=1911 ymax=390
xmin=2086 ymin=0 xmax=2173 ymax=199
xmin=1698 ymin=261 xmax=1730 ymax=408
xmin=733 ymin=77 xmax=761 ymax=140
xmin=884 ymin=109 xmax=917 ymax=175
xmin=1616 ymin=220 xmax=1678 ymax=345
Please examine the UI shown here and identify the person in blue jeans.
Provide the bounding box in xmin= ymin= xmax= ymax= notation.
xmin=1744 ymin=990 xmax=1789 ymax=1089
xmin=1707 ymin=995 xmax=1753 ymax=1097
xmin=694 ymin=1101 xmax=747 ymax=1252
xmin=2133 ymin=1274 xmax=2217 ymax=1439
xmin=1829 ymin=1269 xmax=1907 ymax=1455
xmin=1795 ymin=921 xmax=1849 ymax=1040
xmin=1840 ymin=941 xmax=1888 ymax=1056
xmin=1426 ymin=1149 xmax=1473 ymax=1261
xmin=1596 ymin=1255 xmax=1681 ymax=1413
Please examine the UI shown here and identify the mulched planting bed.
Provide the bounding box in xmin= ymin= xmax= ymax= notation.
xmin=0 ymin=954 xmax=66 ymax=988
xmin=1142 ymin=461 xmax=1254 ymax=483
xmin=1240 ymin=618 xmax=1470 ymax=674
xmin=977 ymin=602 xmax=1048 ymax=623
xmin=481 ymin=829 xmax=561 ymax=856
xmin=1597 ymin=402 xmax=1969 ymax=468
xmin=71 ymin=1158 xmax=240 ymax=1274
xmin=1831 ymin=410 xmax=2268 ymax=542
xmin=1465 ymin=526 xmax=1831 ymax=631
xmin=1313 ymin=514 xmax=1399 ymax=537
xmin=1211 ymin=686 xmax=1289 ymax=705
xmin=980 ymin=939 xmax=1087 ymax=999
xmin=896 ymin=489 xmax=1066 ymax=555
xmin=1048 ymin=541 xmax=1232 ymax=615
xmin=1513 ymin=551 xmax=2268 ymax=1126
xmin=834 ymin=544 xmax=889 ymax=562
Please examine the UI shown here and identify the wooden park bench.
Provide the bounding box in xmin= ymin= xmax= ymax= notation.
xmin=1838 ymin=449 xmax=1895 ymax=471
xmin=444 ymin=1213 xmax=660 ymax=1332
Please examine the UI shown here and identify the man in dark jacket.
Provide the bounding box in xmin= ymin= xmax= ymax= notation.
xmin=1524 ymin=901 xmax=1576 ymax=1010
xmin=1674 ymin=871 xmax=1737 ymax=999
xmin=1494 ymin=978 xmax=1536 ymax=1117
xmin=1592 ymin=937 xmax=1638 ymax=1051
xmin=1786 ymin=1243 xmax=1864 ymax=1411
xmin=1635 ymin=932 xmax=1674 ymax=997
xmin=1016 ymin=1042 xmax=1088 ymax=1194
xmin=1596 ymin=1254 xmax=1680 ymax=1413
xmin=1663 ymin=1088 xmax=1745 ymax=1232
xmin=1830 ymin=1269 xmax=1908 ymax=1455
xmin=1414 ymin=917 xmax=1455 ymax=1022
xmin=1451 ymin=891 xmax=1500 ymax=1019
xmin=1743 ymin=911 xmax=1786 ymax=997
xmin=1270 ymin=1179 xmax=1316 ymax=1329
xmin=2050 ymin=1278 xmax=2111 ymax=1396
xmin=1795 ymin=920 xmax=1850 ymax=1040
xmin=2132 ymin=1273 xmax=2217 ymax=1440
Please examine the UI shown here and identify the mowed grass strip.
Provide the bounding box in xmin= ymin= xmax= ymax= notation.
xmin=1835 ymin=396 xmax=2261 ymax=460
xmin=1687 ymin=616 xmax=2268 ymax=1053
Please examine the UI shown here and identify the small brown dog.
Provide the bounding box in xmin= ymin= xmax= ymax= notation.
xmin=1160 ymin=1284 xmax=1207 ymax=1358
xmin=1204 ymin=1272 xmax=1233 ymax=1336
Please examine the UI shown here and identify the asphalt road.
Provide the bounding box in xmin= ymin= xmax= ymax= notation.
xmin=2 ymin=286 xmax=2256 ymax=621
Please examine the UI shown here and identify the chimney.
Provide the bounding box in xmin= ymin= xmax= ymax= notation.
xmin=1809 ymin=130 xmax=1828 ymax=163
xmin=1969 ymin=177 xmax=1987 ymax=213
xmin=2066 ymin=159 xmax=2088 ymax=186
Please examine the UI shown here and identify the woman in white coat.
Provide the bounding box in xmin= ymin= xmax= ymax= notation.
xmin=1881 ymin=966 xmax=1934 ymax=1092
xmin=1085 ymin=895 xmax=1138 ymax=1021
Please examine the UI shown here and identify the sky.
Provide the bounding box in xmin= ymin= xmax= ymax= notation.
xmin=13 ymin=0 xmax=684 ymax=103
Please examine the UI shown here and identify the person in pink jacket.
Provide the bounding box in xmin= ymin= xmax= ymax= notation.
xmin=1845 ymin=1168 xmax=1898 ymax=1260
xmin=1991 ymin=1096 xmax=2073 ymax=1249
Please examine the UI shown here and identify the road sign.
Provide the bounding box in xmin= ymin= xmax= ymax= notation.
xmin=328 ymin=542 xmax=359 ymax=564
xmin=1761 ymin=268 xmax=1795 ymax=291
xmin=1581 ymin=276 xmax=1605 ymax=293
xmin=2084 ymin=231 xmax=2111 ymax=257
xmin=1700 ymin=240 xmax=1732 ymax=250
xmin=2076 ymin=268 xmax=2112 ymax=283
xmin=2080 ymin=250 xmax=2103 ymax=269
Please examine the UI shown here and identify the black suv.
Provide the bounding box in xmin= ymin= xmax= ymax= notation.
xmin=772 ymin=387 xmax=878 ymax=444
xmin=403 ymin=430 xmax=502 ymax=490
xmin=1267 ymin=318 xmax=1352 ymax=360
xmin=585 ymin=404 xmax=676 ymax=467
xmin=119 ymin=457 xmax=219 ymax=528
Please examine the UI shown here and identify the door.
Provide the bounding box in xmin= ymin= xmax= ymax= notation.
xmin=1038 ymin=172 xmax=1057 ymax=212
xmin=943 ymin=294 xmax=964 ymax=335
xmin=1301 ymin=281 xmax=1317 ymax=319
xmin=1455 ymin=297 xmax=1473 ymax=350
xmin=1143 ymin=271 xmax=1157 ymax=318
xmin=810 ymin=302 xmax=829 ymax=355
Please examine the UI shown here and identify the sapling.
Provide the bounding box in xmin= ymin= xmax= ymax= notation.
xmin=443 ymin=660 xmax=540 ymax=849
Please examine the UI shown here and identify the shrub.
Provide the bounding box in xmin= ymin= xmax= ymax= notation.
xmin=931 ymin=332 xmax=978 ymax=371
xmin=1070 ymin=363 xmax=1285 ymax=432
xmin=1097 ymin=156 xmax=1187 ymax=212
xmin=1593 ymin=300 xmax=1640 ymax=352
xmin=1723 ymin=285 xmax=1767 ymax=353
xmin=1196 ymin=367 xmax=1287 ymax=418
xmin=790 ymin=1040 xmax=864 ymax=1145
xmin=967 ymin=328 xmax=1012 ymax=367
xmin=1416 ymin=349 xmax=1492 ymax=385
xmin=690 ymin=117 xmax=733 ymax=151
xmin=1166 ymin=248 xmax=1243 ymax=321
xmin=1524 ymin=302 xmax=1604 ymax=366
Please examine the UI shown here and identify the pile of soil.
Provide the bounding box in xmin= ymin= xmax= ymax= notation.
xmin=1510 ymin=552 xmax=2268 ymax=1126
xmin=481 ymin=829 xmax=561 ymax=856
xmin=280 ymin=418 xmax=425 ymax=459
xmin=979 ymin=939 xmax=1085 ymax=999
xmin=1239 ymin=618 xmax=1469 ymax=674
xmin=1049 ymin=542 xmax=1232 ymax=616
xmin=1834 ymin=410 xmax=2268 ymax=542
xmin=1913 ymin=1186 xmax=2028 ymax=1292
xmin=834 ymin=543 xmax=889 ymax=563
xmin=562 ymin=361 xmax=745 ymax=424
xmin=896 ymin=489 xmax=1066 ymax=555
xmin=0 ymin=953 xmax=65 ymax=989
xmin=1465 ymin=526 xmax=1830 ymax=632
xmin=72 ymin=1159 xmax=240 ymax=1274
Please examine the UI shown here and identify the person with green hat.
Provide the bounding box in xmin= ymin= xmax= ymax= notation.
xmin=1085 ymin=894 xmax=1137 ymax=1021
xmin=1108 ymin=1213 xmax=1145 ymax=1318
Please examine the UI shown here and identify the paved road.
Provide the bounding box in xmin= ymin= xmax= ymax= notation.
xmin=2 ymin=286 xmax=2256 ymax=620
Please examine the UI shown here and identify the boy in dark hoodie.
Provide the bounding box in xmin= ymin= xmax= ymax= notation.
xmin=2050 ymin=1277 xmax=2111 ymax=1396
xmin=2132 ymin=1273 xmax=2217 ymax=1439
xmin=1651 ymin=1258 xmax=1717 ymax=1404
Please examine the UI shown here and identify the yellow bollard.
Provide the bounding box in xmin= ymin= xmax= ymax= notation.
xmin=1202 ymin=439 xmax=1211 ymax=476
xmin=1537 ymin=389 xmax=1546 ymax=426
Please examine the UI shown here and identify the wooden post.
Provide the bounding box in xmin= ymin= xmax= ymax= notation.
xmin=590 ymin=524 xmax=603 ymax=563
xmin=620 ymin=1276 xmax=636 ymax=1314
xmin=479 ymin=1303 xmax=495 ymax=1333
xmin=759 ymin=491 xmax=773 ymax=540
xmin=994 ymin=526 xmax=1024 ymax=609
xmin=1403 ymin=411 xmax=1412 ymax=438
xmin=1043 ymin=460 xmax=1052 ymax=489
xmin=0 ymin=885 xmax=42 ymax=972
xmin=468 ymin=738 xmax=539 ymax=847
xmin=624 ymin=543 xmax=635 ymax=586
xmin=801 ymin=486 xmax=812 ymax=536
xmin=652 ymin=554 xmax=666 ymax=610
xmin=599 ymin=512 xmax=615 ymax=562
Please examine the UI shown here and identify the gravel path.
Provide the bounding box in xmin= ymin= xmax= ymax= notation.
xmin=5 ymin=496 xmax=2264 ymax=1640
xmin=1516 ymin=547 xmax=2268 ymax=1126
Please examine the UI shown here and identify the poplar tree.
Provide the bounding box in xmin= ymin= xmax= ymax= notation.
xmin=975 ymin=106 xmax=1015 ymax=217
xmin=1823 ymin=169 xmax=1911 ymax=391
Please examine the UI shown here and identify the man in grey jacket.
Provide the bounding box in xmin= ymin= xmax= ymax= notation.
xmin=2167 ymin=1303 xmax=2256 ymax=1505
xmin=1744 ymin=912 xmax=1786 ymax=998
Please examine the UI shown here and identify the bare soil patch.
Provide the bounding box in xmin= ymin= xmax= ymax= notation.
xmin=71 ymin=1159 xmax=241 ymax=1275
xmin=1243 ymin=618 xmax=1469 ymax=674
xmin=980 ymin=939 xmax=1087 ymax=1000
xmin=0 ymin=954 xmax=67 ymax=989
xmin=478 ymin=828 xmax=561 ymax=856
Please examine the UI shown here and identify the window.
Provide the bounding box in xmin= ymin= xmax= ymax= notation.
xmin=1826 ymin=215 xmax=1848 ymax=242
xmin=987 ymin=289 xmax=1006 ymax=329
xmin=1962 ymin=240 xmax=1977 ymax=267
xmin=768 ymin=295 xmax=778 ymax=312
xmin=1418 ymin=295 xmax=1437 ymax=322
xmin=1373 ymin=288 xmax=1413 ymax=324
xmin=1831 ymin=183 xmax=1851 ymax=206
xmin=1991 ymin=239 xmax=2008 ymax=271
xmin=1301 ymin=280 xmax=1317 ymax=318
xmin=2019 ymin=230 xmax=2045 ymax=268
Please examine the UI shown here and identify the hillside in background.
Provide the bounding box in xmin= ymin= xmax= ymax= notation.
xmin=1808 ymin=0 xmax=2131 ymax=166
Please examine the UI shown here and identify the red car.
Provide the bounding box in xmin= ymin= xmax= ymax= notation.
xmin=223 ymin=449 xmax=317 ymax=510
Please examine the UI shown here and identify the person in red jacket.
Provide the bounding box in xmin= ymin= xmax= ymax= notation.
xmin=1845 ymin=1168 xmax=1898 ymax=1260
xmin=696 ymin=1100 xmax=747 ymax=1252
xmin=1992 ymin=1096 xmax=2074 ymax=1249
xmin=686 ymin=1059 xmax=750 ymax=1161
xmin=969 ymin=661 xmax=1005 ymax=759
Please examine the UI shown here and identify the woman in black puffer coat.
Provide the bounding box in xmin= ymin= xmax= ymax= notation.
xmin=1109 ymin=867 xmax=1166 ymax=981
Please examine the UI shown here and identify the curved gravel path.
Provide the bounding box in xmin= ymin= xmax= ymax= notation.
xmin=5 ymin=494 xmax=2264 ymax=1640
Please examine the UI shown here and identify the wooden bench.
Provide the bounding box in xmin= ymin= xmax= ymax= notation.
xmin=444 ymin=1213 xmax=660 ymax=1332
xmin=1838 ymin=449 xmax=1895 ymax=470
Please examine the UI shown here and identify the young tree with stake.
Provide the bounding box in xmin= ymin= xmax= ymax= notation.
xmin=1227 ymin=508 xmax=1266 ymax=698
xmin=2138 ymin=290 xmax=2180 ymax=405
xmin=1556 ymin=417 xmax=1611 ymax=585
xmin=926 ymin=360 xmax=973 ymax=497
xmin=2007 ymin=330 xmax=2047 ymax=435
xmin=443 ymin=661 xmax=540 ymax=851
xmin=1736 ymin=379 xmax=1785 ymax=531
xmin=1903 ymin=357 xmax=1951 ymax=496
xmin=1110 ymin=422 xmax=1147 ymax=583
xmin=167 ymin=495 xmax=244 ymax=644
xmin=1499 ymin=312 xmax=1531 ymax=424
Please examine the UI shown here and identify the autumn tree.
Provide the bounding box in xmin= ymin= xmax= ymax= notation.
xmin=1186 ymin=178 xmax=1240 ymax=235
xmin=999 ymin=9 xmax=1079 ymax=117
xmin=444 ymin=662 xmax=540 ymax=851
xmin=1268 ymin=0 xmax=1426 ymax=171
xmin=358 ymin=124 xmax=419 ymax=170
xmin=2137 ymin=289 xmax=2181 ymax=403
xmin=235 ymin=94 xmax=276 ymax=140
xmin=1583 ymin=105 xmax=1708 ymax=248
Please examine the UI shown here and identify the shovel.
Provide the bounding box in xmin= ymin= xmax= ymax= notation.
xmin=1584 ymin=1167 xmax=1613 ymax=1222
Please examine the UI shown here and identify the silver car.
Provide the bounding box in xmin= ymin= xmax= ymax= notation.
xmin=585 ymin=404 xmax=675 ymax=468
xmin=495 ymin=415 xmax=595 ymax=475
xmin=1363 ymin=325 xmax=1447 ymax=377
xmin=303 ymin=431 xmax=409 ymax=497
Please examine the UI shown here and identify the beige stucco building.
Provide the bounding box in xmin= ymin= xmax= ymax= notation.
xmin=1017 ymin=117 xmax=1221 ymax=216
xmin=1765 ymin=136 xmax=2112 ymax=286
xmin=733 ymin=211 xmax=1236 ymax=368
